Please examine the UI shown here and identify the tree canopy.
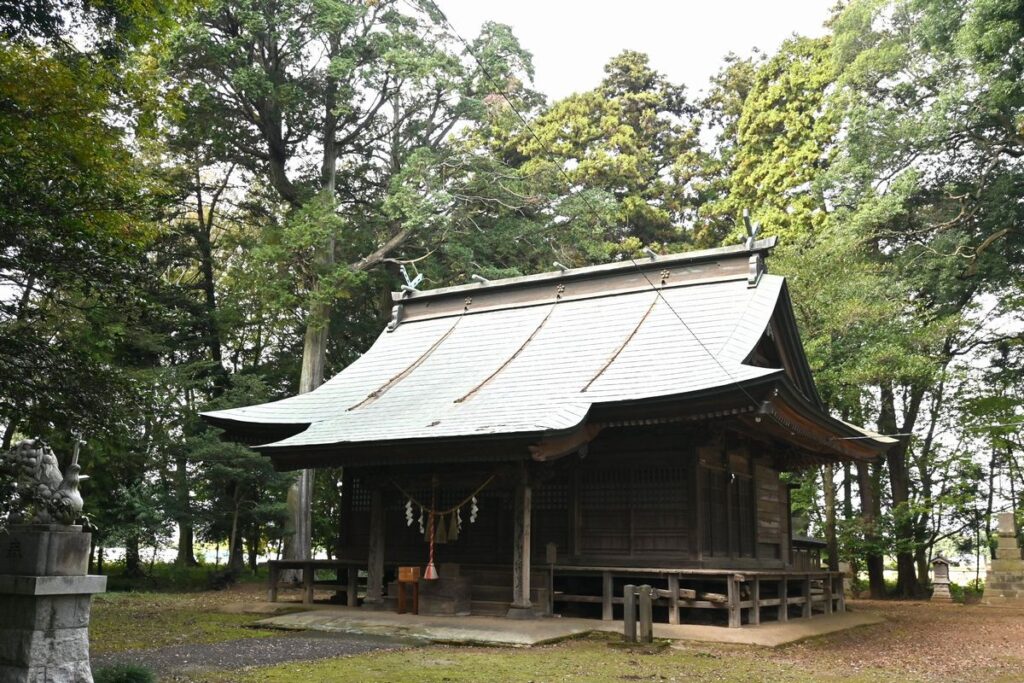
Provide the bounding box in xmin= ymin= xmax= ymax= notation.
xmin=0 ymin=0 xmax=1020 ymax=593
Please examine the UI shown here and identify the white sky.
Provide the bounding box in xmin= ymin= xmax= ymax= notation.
xmin=439 ymin=0 xmax=835 ymax=100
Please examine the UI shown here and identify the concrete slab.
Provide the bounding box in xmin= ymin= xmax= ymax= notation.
xmin=256 ymin=607 xmax=884 ymax=648
xmin=256 ymin=608 xmax=597 ymax=647
xmin=644 ymin=611 xmax=884 ymax=647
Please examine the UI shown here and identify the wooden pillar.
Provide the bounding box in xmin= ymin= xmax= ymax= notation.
xmin=801 ymin=575 xmax=812 ymax=618
xmin=623 ymin=584 xmax=637 ymax=641
xmin=346 ymin=565 xmax=358 ymax=607
xmin=638 ymin=585 xmax=654 ymax=643
xmin=667 ymin=574 xmax=680 ymax=625
xmin=570 ymin=468 xmax=582 ymax=559
xmin=750 ymin=577 xmax=760 ymax=625
xmin=339 ymin=470 xmax=353 ymax=550
xmin=303 ymin=561 xmax=314 ymax=605
xmin=268 ymin=564 xmax=279 ymax=603
xmin=778 ymin=577 xmax=788 ymax=622
xmin=602 ymin=571 xmax=613 ymax=621
xmin=727 ymin=575 xmax=741 ymax=628
xmin=508 ymin=465 xmax=534 ymax=618
xmin=364 ymin=487 xmax=386 ymax=608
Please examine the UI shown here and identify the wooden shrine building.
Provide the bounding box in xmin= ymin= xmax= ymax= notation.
xmin=203 ymin=238 xmax=892 ymax=627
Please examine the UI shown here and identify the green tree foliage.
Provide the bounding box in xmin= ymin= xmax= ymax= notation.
xmin=517 ymin=51 xmax=702 ymax=256
xmin=3 ymin=0 xmax=1021 ymax=597
xmin=713 ymin=36 xmax=838 ymax=242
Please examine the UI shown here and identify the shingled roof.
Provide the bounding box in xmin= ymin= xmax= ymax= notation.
xmin=203 ymin=238 xmax=893 ymax=464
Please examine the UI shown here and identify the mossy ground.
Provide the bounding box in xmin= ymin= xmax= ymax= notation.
xmin=90 ymin=591 xmax=275 ymax=654
xmin=185 ymin=634 xmax=888 ymax=683
xmin=88 ymin=589 xmax=1024 ymax=682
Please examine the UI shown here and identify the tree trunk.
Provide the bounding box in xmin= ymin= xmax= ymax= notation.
xmin=842 ymin=462 xmax=857 ymax=575
xmin=857 ymin=460 xmax=885 ymax=599
xmin=125 ymin=536 xmax=142 ymax=577
xmin=175 ymin=453 xmax=197 ymax=567
xmin=283 ymin=84 xmax=339 ymax=568
xmin=247 ymin=524 xmax=259 ymax=573
xmin=879 ymin=382 xmax=922 ymax=598
xmin=192 ymin=166 xmax=231 ymax=393
xmin=986 ymin=447 xmax=997 ymax=559
xmin=915 ymin=545 xmax=929 ymax=587
xmin=2 ymin=418 xmax=18 ymax=450
xmin=228 ymin=502 xmax=243 ymax=572
xmin=97 ymin=546 xmax=105 ymax=575
xmin=823 ymin=463 xmax=839 ymax=572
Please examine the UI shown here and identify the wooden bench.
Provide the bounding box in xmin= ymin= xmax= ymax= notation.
xmin=266 ymin=559 xmax=365 ymax=606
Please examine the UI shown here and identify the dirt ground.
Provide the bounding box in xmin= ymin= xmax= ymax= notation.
xmin=90 ymin=586 xmax=1024 ymax=682
xmin=779 ymin=600 xmax=1024 ymax=681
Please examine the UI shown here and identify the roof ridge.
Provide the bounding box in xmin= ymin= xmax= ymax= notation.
xmin=394 ymin=237 xmax=778 ymax=303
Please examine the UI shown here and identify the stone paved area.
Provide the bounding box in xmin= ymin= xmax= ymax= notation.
xmin=256 ymin=606 xmax=884 ymax=647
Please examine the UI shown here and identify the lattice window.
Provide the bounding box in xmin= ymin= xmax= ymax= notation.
xmin=580 ymin=469 xmax=631 ymax=508
xmin=632 ymin=467 xmax=686 ymax=509
xmin=349 ymin=477 xmax=371 ymax=511
xmin=534 ymin=478 xmax=568 ymax=510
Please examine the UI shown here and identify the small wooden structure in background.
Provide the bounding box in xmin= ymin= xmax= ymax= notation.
xmin=931 ymin=556 xmax=952 ymax=602
xmin=397 ymin=565 xmax=421 ymax=614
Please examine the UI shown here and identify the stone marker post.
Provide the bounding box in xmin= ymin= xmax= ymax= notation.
xmin=0 ymin=438 xmax=107 ymax=683
xmin=984 ymin=511 xmax=1024 ymax=606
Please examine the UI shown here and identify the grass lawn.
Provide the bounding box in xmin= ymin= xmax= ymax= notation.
xmin=187 ymin=635 xmax=893 ymax=683
xmin=89 ymin=587 xmax=1024 ymax=682
xmin=90 ymin=590 xmax=276 ymax=654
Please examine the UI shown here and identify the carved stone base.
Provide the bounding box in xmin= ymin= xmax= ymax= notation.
xmin=0 ymin=528 xmax=105 ymax=683
xmin=931 ymin=583 xmax=952 ymax=602
xmin=0 ymin=525 xmax=89 ymax=577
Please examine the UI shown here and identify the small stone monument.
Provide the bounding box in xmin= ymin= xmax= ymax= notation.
xmin=0 ymin=438 xmax=106 ymax=683
xmin=984 ymin=511 xmax=1024 ymax=606
xmin=930 ymin=556 xmax=952 ymax=602
xmin=837 ymin=561 xmax=854 ymax=597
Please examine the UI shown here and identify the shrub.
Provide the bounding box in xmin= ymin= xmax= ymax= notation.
xmin=948 ymin=579 xmax=985 ymax=603
xmin=101 ymin=560 xmax=268 ymax=593
xmin=93 ymin=663 xmax=155 ymax=683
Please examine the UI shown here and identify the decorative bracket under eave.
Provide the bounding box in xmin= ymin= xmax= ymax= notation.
xmin=529 ymin=424 xmax=603 ymax=462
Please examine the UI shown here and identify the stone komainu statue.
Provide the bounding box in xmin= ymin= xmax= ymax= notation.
xmin=2 ymin=438 xmax=87 ymax=525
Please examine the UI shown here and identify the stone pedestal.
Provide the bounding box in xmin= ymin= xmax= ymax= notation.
xmin=984 ymin=512 xmax=1024 ymax=607
xmin=931 ymin=582 xmax=952 ymax=602
xmin=0 ymin=525 xmax=106 ymax=683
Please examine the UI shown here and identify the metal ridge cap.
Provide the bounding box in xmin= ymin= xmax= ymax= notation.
xmin=391 ymin=269 xmax=756 ymax=326
xmin=391 ymin=237 xmax=778 ymax=303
